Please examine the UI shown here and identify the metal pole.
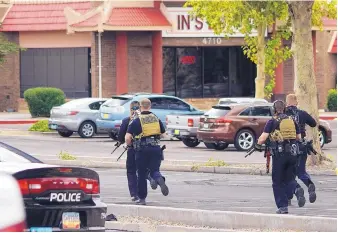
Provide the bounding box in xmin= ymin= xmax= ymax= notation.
xmin=98 ymin=32 xmax=102 ymax=98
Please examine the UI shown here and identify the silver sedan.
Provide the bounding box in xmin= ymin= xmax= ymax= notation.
xmin=48 ymin=98 xmax=108 ymax=138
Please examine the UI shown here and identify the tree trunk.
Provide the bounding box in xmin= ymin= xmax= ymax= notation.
xmin=288 ymin=1 xmax=322 ymax=165
xmin=255 ymin=23 xmax=266 ymax=99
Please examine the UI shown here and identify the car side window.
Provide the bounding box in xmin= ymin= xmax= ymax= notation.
xmin=239 ymin=107 xmax=251 ymax=116
xmin=89 ymin=101 xmax=105 ymax=110
xmin=149 ymin=98 xmax=169 ymax=109
xmin=251 ymin=107 xmax=272 ymax=117
xmin=164 ymin=98 xmax=190 ymax=111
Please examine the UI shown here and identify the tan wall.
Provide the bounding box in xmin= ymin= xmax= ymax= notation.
xmin=19 ymin=31 xmax=92 ymax=48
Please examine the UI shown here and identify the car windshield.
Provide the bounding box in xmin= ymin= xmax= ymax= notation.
xmin=0 ymin=143 xmax=41 ymax=163
xmin=205 ymin=106 xmax=231 ymax=118
xmin=103 ymin=97 xmax=130 ymax=107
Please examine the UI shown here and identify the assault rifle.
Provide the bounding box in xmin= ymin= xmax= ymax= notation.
xmin=305 ymin=139 xmax=318 ymax=155
xmin=111 ymin=141 xmax=122 ymax=154
xmin=244 ymin=144 xmax=264 ymax=158
xmin=116 ymin=144 xmax=167 ymax=162
xmin=264 ymin=147 xmax=271 ymax=174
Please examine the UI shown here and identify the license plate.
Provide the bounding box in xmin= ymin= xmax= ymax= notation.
xmin=30 ymin=227 xmax=53 ymax=232
xmin=103 ymin=113 xmax=109 ymax=119
xmin=50 ymin=124 xmax=57 ymax=130
xmin=203 ymin=123 xmax=209 ymax=129
xmin=62 ymin=212 xmax=80 ymax=230
xmin=174 ymin=129 xmax=180 ymax=135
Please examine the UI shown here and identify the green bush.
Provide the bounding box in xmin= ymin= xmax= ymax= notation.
xmin=28 ymin=120 xmax=52 ymax=132
xmin=327 ymin=89 xmax=337 ymax=112
xmin=24 ymin=87 xmax=65 ymax=117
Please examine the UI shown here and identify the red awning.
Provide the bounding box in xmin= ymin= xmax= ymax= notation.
xmin=0 ymin=2 xmax=92 ymax=31
xmin=328 ymin=32 xmax=337 ymax=54
xmin=105 ymin=8 xmax=171 ymax=27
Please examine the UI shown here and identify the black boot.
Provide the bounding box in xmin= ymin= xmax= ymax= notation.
xmin=308 ymin=183 xmax=317 ymax=203
xmin=276 ymin=207 xmax=288 ymax=214
xmin=295 ymin=187 xmax=306 ymax=207
xmin=156 ymin=177 xmax=169 ymax=196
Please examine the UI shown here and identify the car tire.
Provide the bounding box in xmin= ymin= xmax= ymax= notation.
xmin=109 ymin=132 xmax=118 ymax=141
xmin=214 ymin=143 xmax=229 ymax=151
xmin=78 ymin=121 xmax=96 ymax=138
xmin=319 ymin=128 xmax=326 ymax=148
xmin=182 ymin=138 xmax=200 ymax=147
xmin=234 ymin=129 xmax=256 ymax=151
xmin=57 ymin=130 xmax=73 ymax=137
xmin=204 ymin=143 xmax=216 ymax=149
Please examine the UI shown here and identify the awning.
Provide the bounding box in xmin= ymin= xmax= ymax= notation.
xmin=0 ymin=2 xmax=92 ymax=31
xmin=328 ymin=32 xmax=337 ymax=54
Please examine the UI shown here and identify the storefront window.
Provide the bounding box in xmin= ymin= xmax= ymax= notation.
xmin=162 ymin=46 xmax=256 ymax=98
xmin=176 ymin=48 xmax=203 ymax=98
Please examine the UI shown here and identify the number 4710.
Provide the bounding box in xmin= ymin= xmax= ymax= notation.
xmin=202 ymin=37 xmax=222 ymax=45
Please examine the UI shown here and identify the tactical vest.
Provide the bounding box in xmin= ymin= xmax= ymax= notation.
xmin=269 ymin=115 xmax=297 ymax=142
xmin=137 ymin=113 xmax=161 ymax=138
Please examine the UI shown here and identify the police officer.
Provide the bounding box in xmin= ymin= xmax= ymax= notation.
xmin=285 ymin=94 xmax=317 ymax=205
xmin=125 ymin=98 xmax=169 ymax=205
xmin=117 ymin=101 xmax=157 ymax=203
xmin=256 ymin=100 xmax=304 ymax=214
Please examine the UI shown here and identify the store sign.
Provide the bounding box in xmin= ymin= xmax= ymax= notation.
xmin=162 ymin=7 xmax=261 ymax=38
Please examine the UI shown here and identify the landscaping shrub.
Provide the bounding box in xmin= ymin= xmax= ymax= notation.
xmin=327 ymin=89 xmax=337 ymax=112
xmin=24 ymin=87 xmax=65 ymax=117
xmin=28 ymin=120 xmax=52 ymax=132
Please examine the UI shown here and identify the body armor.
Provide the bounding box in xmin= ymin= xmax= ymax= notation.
xmin=286 ymin=106 xmax=306 ymax=138
xmin=133 ymin=113 xmax=161 ymax=150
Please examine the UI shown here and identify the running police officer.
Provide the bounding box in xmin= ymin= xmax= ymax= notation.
xmin=117 ymin=101 xmax=158 ymax=203
xmin=285 ymin=94 xmax=317 ymax=205
xmin=125 ymin=98 xmax=169 ymax=205
xmin=256 ymin=100 xmax=304 ymax=214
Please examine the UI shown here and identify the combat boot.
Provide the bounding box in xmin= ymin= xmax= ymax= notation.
xmin=135 ymin=199 xmax=146 ymax=205
xmin=276 ymin=207 xmax=288 ymax=214
xmin=131 ymin=196 xmax=139 ymax=202
xmin=156 ymin=177 xmax=169 ymax=196
xmin=295 ymin=187 xmax=306 ymax=207
xmin=308 ymin=183 xmax=317 ymax=203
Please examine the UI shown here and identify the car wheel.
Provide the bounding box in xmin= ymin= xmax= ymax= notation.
xmin=108 ymin=132 xmax=118 ymax=141
xmin=235 ymin=129 xmax=256 ymax=151
xmin=319 ymin=128 xmax=325 ymax=148
xmin=204 ymin=142 xmax=216 ymax=149
xmin=78 ymin=121 xmax=95 ymax=138
xmin=182 ymin=138 xmax=200 ymax=147
xmin=214 ymin=143 xmax=229 ymax=151
xmin=57 ymin=130 xmax=73 ymax=137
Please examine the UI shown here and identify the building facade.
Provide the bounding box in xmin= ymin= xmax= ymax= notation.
xmin=0 ymin=0 xmax=336 ymax=111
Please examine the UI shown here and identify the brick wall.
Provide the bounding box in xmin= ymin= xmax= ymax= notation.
xmin=127 ymin=32 xmax=153 ymax=92
xmin=0 ymin=32 xmax=20 ymax=112
xmin=91 ymin=31 xmax=117 ymax=98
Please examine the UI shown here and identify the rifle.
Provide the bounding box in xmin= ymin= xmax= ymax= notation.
xmin=264 ymin=147 xmax=271 ymax=174
xmin=245 ymin=147 xmax=256 ymax=158
xmin=305 ymin=140 xmax=318 ymax=155
xmin=111 ymin=141 xmax=122 ymax=154
xmin=116 ymin=145 xmax=129 ymax=161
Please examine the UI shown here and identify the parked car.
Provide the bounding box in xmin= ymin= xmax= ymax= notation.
xmin=96 ymin=93 xmax=204 ymax=139
xmin=197 ymin=103 xmax=332 ymax=151
xmin=166 ymin=113 xmax=205 ymax=147
xmin=48 ymin=98 xmax=108 ymax=138
xmin=218 ymin=97 xmax=268 ymax=105
xmin=0 ymin=172 xmax=26 ymax=232
xmin=0 ymin=142 xmax=107 ymax=231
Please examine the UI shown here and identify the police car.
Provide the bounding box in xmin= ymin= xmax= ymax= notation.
xmin=0 ymin=142 xmax=107 ymax=232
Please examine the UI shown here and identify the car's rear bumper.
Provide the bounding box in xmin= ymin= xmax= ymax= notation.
xmin=48 ymin=119 xmax=81 ymax=132
xmin=197 ymin=130 xmax=234 ymax=144
xmin=25 ymin=199 xmax=107 ymax=231
xmin=166 ymin=127 xmax=197 ymax=138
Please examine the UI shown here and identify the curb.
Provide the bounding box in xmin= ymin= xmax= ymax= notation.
xmin=0 ymin=120 xmax=39 ymax=124
xmin=42 ymin=159 xmax=337 ymax=176
xmin=106 ymin=204 xmax=337 ymax=232
xmin=105 ymin=221 xmax=234 ymax=232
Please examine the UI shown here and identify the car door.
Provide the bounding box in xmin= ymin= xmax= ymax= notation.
xmin=148 ymin=97 xmax=170 ymax=122
xmin=250 ymin=106 xmax=273 ymax=135
xmin=88 ymin=100 xmax=106 ymax=120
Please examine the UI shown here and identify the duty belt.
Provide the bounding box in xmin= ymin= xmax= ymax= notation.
xmin=133 ymin=137 xmax=160 ymax=150
xmin=268 ymin=141 xmax=299 ymax=157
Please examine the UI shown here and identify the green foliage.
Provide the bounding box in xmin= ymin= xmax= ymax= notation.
xmin=191 ymin=158 xmax=228 ymax=171
xmin=28 ymin=120 xmax=52 ymax=132
xmin=24 ymin=87 xmax=65 ymax=117
xmin=0 ymin=32 xmax=22 ymax=65
xmin=327 ymin=89 xmax=337 ymax=112
xmin=58 ymin=151 xmax=77 ymax=161
xmin=312 ymin=0 xmax=337 ymax=29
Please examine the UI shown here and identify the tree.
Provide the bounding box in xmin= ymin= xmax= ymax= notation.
xmin=287 ymin=0 xmax=337 ymax=165
xmin=0 ymin=32 xmax=20 ymax=66
xmin=185 ymin=0 xmax=292 ymax=99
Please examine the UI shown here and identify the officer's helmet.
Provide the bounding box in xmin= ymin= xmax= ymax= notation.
xmin=273 ymin=100 xmax=286 ymax=114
